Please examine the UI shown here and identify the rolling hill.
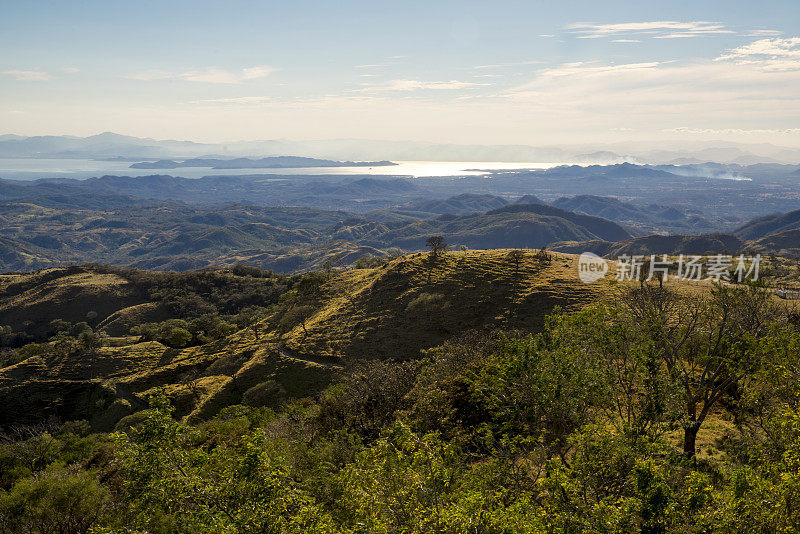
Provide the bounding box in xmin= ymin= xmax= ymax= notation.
xmin=0 ymin=196 xmax=634 ymax=273
xmin=735 ymin=208 xmax=800 ymax=240
xmin=551 ymin=233 xmax=746 ymax=257
xmin=0 ymin=251 xmax=616 ymax=429
xmin=551 ymin=195 xmax=714 ymax=234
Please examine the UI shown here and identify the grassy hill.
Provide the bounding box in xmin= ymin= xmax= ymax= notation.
xmin=0 ymin=251 xmax=617 ymax=430
xmin=277 ymin=249 xmax=613 ymax=361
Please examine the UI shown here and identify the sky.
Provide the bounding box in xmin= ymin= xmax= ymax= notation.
xmin=2 ymin=0 xmax=800 ymax=147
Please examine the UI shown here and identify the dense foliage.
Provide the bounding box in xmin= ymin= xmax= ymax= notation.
xmin=2 ymin=283 xmax=800 ymax=532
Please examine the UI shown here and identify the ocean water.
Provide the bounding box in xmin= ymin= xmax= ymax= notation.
xmin=0 ymin=158 xmax=562 ymax=181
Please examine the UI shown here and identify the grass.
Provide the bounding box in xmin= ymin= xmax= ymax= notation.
xmin=277 ymin=250 xmax=618 ymax=361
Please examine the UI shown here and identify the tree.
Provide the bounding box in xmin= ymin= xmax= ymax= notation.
xmin=506 ymin=249 xmax=525 ymax=279
xmin=425 ymin=236 xmax=448 ymax=258
xmin=0 ymin=465 xmax=111 ymax=534
xmin=281 ymin=304 xmax=316 ymax=338
xmin=165 ymin=327 xmax=192 ymax=348
xmin=78 ymin=331 xmax=102 ymax=353
xmin=534 ymin=246 xmax=552 ymax=265
xmin=620 ymin=283 xmax=783 ymax=457
xmin=116 ymin=393 xmax=334 ymax=532
xmin=317 ymin=360 xmax=419 ymax=441
xmin=322 ymin=253 xmax=342 ymax=280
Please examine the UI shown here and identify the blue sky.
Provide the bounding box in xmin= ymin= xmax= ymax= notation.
xmin=2 ymin=0 xmax=800 ymax=146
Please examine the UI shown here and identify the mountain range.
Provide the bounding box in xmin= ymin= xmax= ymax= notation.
xmin=3 ymin=132 xmax=800 ymax=164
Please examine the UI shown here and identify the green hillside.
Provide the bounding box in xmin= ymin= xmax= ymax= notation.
xmin=0 ymin=250 xmax=614 ymax=429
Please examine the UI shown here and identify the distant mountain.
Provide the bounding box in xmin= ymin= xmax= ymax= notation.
xmin=515 ymin=195 xmax=546 ymax=205
xmin=551 ymin=195 xmax=714 ymax=234
xmin=570 ymin=151 xmax=631 ymax=164
xmin=552 ymin=203 xmax=800 ymax=259
xmin=0 ymin=192 xmax=633 ymax=272
xmin=362 ymin=194 xmax=510 ymax=222
xmin=553 ymin=195 xmax=655 ymax=222
xmin=3 ymin=132 xmax=800 ymax=164
xmin=339 ymin=203 xmax=632 ymax=251
xmin=551 ymin=233 xmax=745 ymax=258
xmin=734 ymin=209 xmax=800 ymax=240
xmin=0 ymin=132 xmax=208 ymax=159
xmin=404 ymin=194 xmax=509 ymax=215
xmin=485 ymin=204 xmax=632 ymax=242
xmin=746 ymin=229 xmax=800 ymax=256
xmin=0 ymin=174 xmax=423 ymax=211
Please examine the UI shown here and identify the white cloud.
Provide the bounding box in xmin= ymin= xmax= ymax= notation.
xmin=181 ymin=68 xmax=245 ymax=84
xmin=61 ymin=67 xmax=80 ymax=73
xmin=534 ymin=61 xmax=663 ymax=78
xmin=126 ymin=65 xmax=275 ymax=83
xmin=653 ymin=33 xmax=708 ymax=39
xmin=611 ymin=39 xmax=641 ymax=43
xmin=359 ymin=79 xmax=488 ymax=92
xmin=499 ymin=58 xmax=800 ymax=129
xmin=568 ymin=21 xmax=733 ymax=39
xmin=241 ymin=66 xmax=275 ymax=80
xmin=1 ymin=69 xmax=52 ymax=81
xmin=716 ymin=37 xmax=800 ymax=70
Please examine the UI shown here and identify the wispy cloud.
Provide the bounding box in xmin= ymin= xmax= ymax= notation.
xmin=665 ymin=127 xmax=800 ymax=135
xmin=60 ymin=67 xmax=80 ymax=73
xmin=1 ymin=69 xmax=52 ymax=81
xmin=126 ymin=65 xmax=276 ymax=83
xmin=188 ymin=96 xmax=273 ymax=105
xmin=744 ymin=29 xmax=782 ymax=37
xmin=474 ymin=61 xmax=541 ymax=69
xmin=535 ymin=61 xmax=663 ymax=78
xmin=359 ymin=79 xmax=488 ymax=92
xmin=126 ymin=69 xmax=172 ymax=81
xmin=568 ymin=21 xmax=733 ymax=39
xmin=499 ymin=58 xmax=800 ymax=128
xmin=611 ymin=39 xmax=641 ymax=43
xmin=717 ymin=37 xmax=800 ymax=71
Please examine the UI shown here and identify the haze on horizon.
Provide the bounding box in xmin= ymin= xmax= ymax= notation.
xmin=2 ymin=0 xmax=800 ymax=148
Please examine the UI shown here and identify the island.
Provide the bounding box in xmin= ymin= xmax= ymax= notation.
xmin=130 ymin=156 xmax=397 ymax=169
